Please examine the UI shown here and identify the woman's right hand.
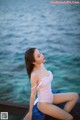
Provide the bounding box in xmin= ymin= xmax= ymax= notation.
xmin=23 ymin=111 xmax=32 ymax=120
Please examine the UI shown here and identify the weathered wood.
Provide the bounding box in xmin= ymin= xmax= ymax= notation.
xmin=0 ymin=94 xmax=80 ymax=120
xmin=0 ymin=101 xmax=29 ymax=120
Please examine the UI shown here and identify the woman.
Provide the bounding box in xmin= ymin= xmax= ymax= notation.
xmin=23 ymin=48 xmax=79 ymax=120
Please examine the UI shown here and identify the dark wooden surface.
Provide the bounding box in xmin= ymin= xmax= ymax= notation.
xmin=0 ymin=101 xmax=29 ymax=120
xmin=0 ymin=101 xmax=80 ymax=120
xmin=0 ymin=95 xmax=80 ymax=120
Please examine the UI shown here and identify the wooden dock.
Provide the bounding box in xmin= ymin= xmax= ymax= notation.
xmin=0 ymin=98 xmax=80 ymax=120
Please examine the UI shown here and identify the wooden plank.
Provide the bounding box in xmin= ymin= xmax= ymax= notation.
xmin=0 ymin=101 xmax=29 ymax=120
xmin=0 ymin=94 xmax=80 ymax=120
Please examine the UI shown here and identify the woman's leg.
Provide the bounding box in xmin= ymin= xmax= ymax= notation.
xmin=52 ymin=92 xmax=79 ymax=113
xmin=37 ymin=102 xmax=73 ymax=120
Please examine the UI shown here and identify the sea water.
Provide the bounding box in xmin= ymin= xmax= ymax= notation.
xmin=0 ymin=0 xmax=80 ymax=104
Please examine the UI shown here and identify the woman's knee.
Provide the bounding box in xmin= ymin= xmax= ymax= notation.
xmin=65 ymin=115 xmax=73 ymax=120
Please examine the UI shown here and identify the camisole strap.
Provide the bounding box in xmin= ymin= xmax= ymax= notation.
xmin=31 ymin=81 xmax=40 ymax=90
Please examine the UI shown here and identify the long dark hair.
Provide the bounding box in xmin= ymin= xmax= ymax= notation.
xmin=25 ymin=48 xmax=36 ymax=79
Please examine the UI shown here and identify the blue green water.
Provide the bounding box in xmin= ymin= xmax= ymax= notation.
xmin=0 ymin=0 xmax=80 ymax=104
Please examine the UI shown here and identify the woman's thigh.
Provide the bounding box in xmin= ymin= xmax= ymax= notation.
xmin=37 ymin=102 xmax=73 ymax=120
xmin=53 ymin=92 xmax=77 ymax=104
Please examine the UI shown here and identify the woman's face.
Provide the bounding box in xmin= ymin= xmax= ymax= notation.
xmin=33 ymin=49 xmax=46 ymax=64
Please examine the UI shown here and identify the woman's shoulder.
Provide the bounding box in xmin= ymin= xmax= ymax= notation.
xmin=30 ymin=71 xmax=39 ymax=87
xmin=31 ymin=71 xmax=38 ymax=80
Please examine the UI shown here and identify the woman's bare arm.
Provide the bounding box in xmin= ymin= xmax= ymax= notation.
xmin=23 ymin=72 xmax=38 ymax=120
xmin=29 ymin=72 xmax=38 ymax=112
